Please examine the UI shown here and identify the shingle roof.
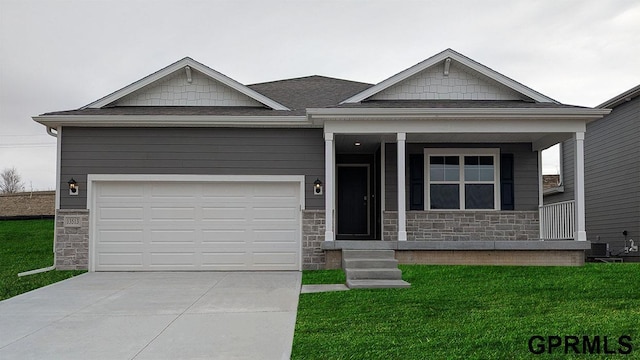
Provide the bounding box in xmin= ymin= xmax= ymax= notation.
xmin=248 ymin=76 xmax=373 ymax=110
xmin=41 ymin=75 xmax=374 ymax=117
xmin=42 ymin=106 xmax=301 ymax=117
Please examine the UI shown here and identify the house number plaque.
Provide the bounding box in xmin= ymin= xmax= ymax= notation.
xmin=63 ymin=216 xmax=82 ymax=228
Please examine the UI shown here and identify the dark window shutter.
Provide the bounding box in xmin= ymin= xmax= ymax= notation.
xmin=500 ymin=153 xmax=514 ymax=210
xmin=409 ymin=154 xmax=424 ymax=210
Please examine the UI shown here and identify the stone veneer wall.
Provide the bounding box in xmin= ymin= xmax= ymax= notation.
xmin=384 ymin=211 xmax=539 ymax=241
xmin=302 ymin=210 xmax=326 ymax=270
xmin=55 ymin=209 xmax=90 ymax=270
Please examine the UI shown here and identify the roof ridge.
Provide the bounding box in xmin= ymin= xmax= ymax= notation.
xmin=249 ymin=75 xmax=373 ymax=87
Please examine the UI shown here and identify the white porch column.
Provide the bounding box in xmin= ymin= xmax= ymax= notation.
xmin=397 ymin=133 xmax=407 ymax=241
xmin=324 ymin=132 xmax=335 ymax=241
xmin=574 ymin=132 xmax=587 ymax=241
xmin=537 ymin=149 xmax=544 ymax=240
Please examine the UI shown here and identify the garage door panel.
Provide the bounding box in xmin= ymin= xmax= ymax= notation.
xmin=98 ymin=183 xmax=144 ymax=198
xmin=202 ymin=229 xmax=248 ymax=243
xmin=97 ymin=229 xmax=144 ymax=244
xmin=149 ymin=230 xmax=196 ymax=244
xmin=150 ymin=252 xmax=197 ymax=267
xmin=253 ymin=229 xmax=297 ymax=242
xmin=202 ymin=183 xmax=249 ymax=196
xmin=98 ymin=207 xmax=145 ymax=221
xmin=150 ymin=207 xmax=196 ymax=221
xmin=253 ymin=252 xmax=298 ymax=268
xmin=202 ymin=207 xmax=249 ymax=220
xmin=201 ymin=252 xmax=247 ymax=266
xmin=253 ymin=207 xmax=299 ymax=220
xmin=94 ymin=180 xmax=301 ymax=271
xmin=98 ymin=253 xmax=144 ymax=267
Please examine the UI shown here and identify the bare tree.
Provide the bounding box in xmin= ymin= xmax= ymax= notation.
xmin=1 ymin=167 xmax=25 ymax=194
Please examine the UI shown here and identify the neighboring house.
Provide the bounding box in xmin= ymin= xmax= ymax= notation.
xmin=545 ymin=84 xmax=640 ymax=257
xmin=33 ymin=49 xmax=609 ymax=271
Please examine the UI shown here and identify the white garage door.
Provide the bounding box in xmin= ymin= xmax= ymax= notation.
xmin=92 ymin=180 xmax=301 ymax=271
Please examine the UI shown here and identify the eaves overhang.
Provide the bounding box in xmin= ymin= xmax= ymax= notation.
xmin=307 ymin=107 xmax=611 ymax=121
xmin=32 ymin=115 xmax=313 ymax=128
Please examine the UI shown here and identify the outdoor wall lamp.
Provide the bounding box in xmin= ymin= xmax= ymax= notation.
xmin=313 ymin=178 xmax=323 ymax=195
xmin=68 ymin=178 xmax=78 ymax=196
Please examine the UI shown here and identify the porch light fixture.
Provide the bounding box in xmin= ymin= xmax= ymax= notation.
xmin=68 ymin=178 xmax=78 ymax=196
xmin=354 ymin=141 xmax=361 ymax=146
xmin=313 ymin=178 xmax=323 ymax=195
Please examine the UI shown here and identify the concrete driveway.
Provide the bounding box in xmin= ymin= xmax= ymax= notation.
xmin=0 ymin=271 xmax=301 ymax=360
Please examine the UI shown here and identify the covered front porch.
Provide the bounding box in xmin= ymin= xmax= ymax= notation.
xmin=308 ymin=109 xmax=600 ymax=267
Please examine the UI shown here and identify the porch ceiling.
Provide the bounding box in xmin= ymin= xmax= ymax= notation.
xmin=334 ymin=132 xmax=572 ymax=153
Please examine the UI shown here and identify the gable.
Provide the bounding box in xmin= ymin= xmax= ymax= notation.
xmin=343 ymin=49 xmax=557 ymax=104
xmin=83 ymin=57 xmax=289 ymax=110
xmin=370 ymin=60 xmax=524 ymax=101
xmin=112 ymin=68 xmax=263 ymax=107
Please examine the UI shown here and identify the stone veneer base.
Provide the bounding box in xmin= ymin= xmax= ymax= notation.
xmin=324 ymin=249 xmax=585 ymax=269
xmin=55 ymin=209 xmax=90 ymax=270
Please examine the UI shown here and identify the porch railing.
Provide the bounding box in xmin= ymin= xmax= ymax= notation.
xmin=540 ymin=200 xmax=575 ymax=240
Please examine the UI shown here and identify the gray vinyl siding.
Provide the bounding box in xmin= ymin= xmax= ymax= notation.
xmin=545 ymin=139 xmax=575 ymax=204
xmin=583 ymin=97 xmax=640 ymax=249
xmin=385 ymin=143 xmax=538 ymax=211
xmin=60 ymin=127 xmax=325 ymax=209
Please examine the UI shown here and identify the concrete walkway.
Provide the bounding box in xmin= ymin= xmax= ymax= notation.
xmin=0 ymin=271 xmax=301 ymax=360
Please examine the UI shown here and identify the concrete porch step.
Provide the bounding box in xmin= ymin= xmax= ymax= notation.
xmin=342 ymin=249 xmax=396 ymax=260
xmin=342 ymin=249 xmax=410 ymax=289
xmin=346 ymin=279 xmax=411 ymax=289
xmin=345 ymin=268 xmax=403 ymax=281
xmin=342 ymin=258 xmax=399 ymax=269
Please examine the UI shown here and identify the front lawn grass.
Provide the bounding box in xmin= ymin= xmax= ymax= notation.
xmin=0 ymin=219 xmax=85 ymax=301
xmin=293 ymin=264 xmax=640 ymax=359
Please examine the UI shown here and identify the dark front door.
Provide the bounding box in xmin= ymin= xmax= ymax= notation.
xmin=337 ymin=166 xmax=369 ymax=236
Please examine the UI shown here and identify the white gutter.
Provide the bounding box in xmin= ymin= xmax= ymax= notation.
xmin=19 ymin=126 xmax=60 ymax=277
xmin=32 ymin=115 xmax=312 ymax=128
xmin=307 ymin=107 xmax=611 ymax=120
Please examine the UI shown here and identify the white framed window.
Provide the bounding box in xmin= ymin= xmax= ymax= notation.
xmin=424 ymin=148 xmax=500 ymax=210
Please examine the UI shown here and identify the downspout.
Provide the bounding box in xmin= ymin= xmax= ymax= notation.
xmin=18 ymin=126 xmax=59 ymax=276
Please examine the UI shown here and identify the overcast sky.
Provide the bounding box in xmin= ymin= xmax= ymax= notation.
xmin=1 ymin=0 xmax=639 ymax=191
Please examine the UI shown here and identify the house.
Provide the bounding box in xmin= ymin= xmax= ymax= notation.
xmin=33 ymin=49 xmax=610 ymax=272
xmin=545 ymin=84 xmax=640 ymax=259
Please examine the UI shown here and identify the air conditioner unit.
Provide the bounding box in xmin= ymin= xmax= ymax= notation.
xmin=590 ymin=243 xmax=608 ymax=257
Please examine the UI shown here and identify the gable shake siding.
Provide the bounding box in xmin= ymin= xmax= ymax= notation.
xmin=59 ymin=127 xmax=324 ymax=209
xmin=385 ymin=143 xmax=539 ymax=211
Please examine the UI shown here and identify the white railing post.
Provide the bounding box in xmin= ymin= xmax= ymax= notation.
xmin=540 ymin=200 xmax=575 ymax=240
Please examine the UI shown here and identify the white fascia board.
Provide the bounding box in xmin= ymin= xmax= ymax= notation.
xmin=341 ymin=49 xmax=559 ymax=104
xmin=323 ymin=118 xmax=587 ymax=135
xmin=308 ymin=107 xmax=611 ymax=120
xmin=596 ymin=84 xmax=640 ymax=109
xmin=82 ymin=57 xmax=290 ymax=111
xmin=32 ymin=115 xmax=312 ymax=128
